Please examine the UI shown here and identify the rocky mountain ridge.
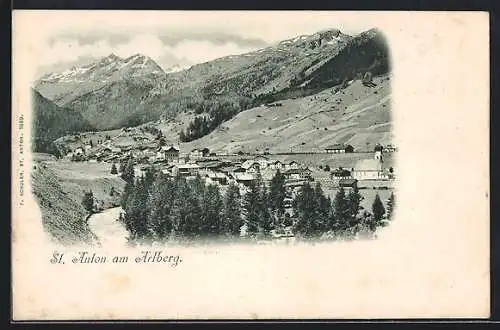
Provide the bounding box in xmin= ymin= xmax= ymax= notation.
xmin=32 ymin=27 xmax=391 ymax=146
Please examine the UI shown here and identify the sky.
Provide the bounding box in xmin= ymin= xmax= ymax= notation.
xmin=13 ymin=11 xmax=382 ymax=77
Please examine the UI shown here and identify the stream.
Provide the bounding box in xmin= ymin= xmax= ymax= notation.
xmin=87 ymin=207 xmax=129 ymax=247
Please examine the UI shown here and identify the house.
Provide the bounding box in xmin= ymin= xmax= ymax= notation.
xmin=110 ymin=146 xmax=122 ymax=154
xmin=325 ymin=144 xmax=346 ymax=154
xmin=103 ymin=154 xmax=119 ymax=162
xmin=260 ymin=168 xmax=277 ymax=182
xmin=134 ymin=166 xmax=147 ymax=178
xmin=173 ymin=163 xmax=200 ymax=176
xmin=160 ymin=145 xmax=180 ymax=161
xmin=301 ymin=168 xmax=313 ymax=180
xmin=383 ymin=144 xmax=397 ymax=153
xmin=269 ymin=160 xmax=284 ymax=170
xmin=161 ymin=164 xmax=175 ymax=176
xmin=241 ymin=159 xmax=260 ymax=170
xmin=285 ymin=161 xmax=300 ymax=170
xmin=332 ymin=167 xmax=352 ymax=178
xmin=283 ymin=197 xmax=294 ymax=208
xmin=284 ymin=169 xmax=302 ymax=180
xmin=253 ymin=155 xmax=269 ymax=168
xmin=246 ymin=163 xmax=261 ymax=174
xmin=232 ymin=167 xmax=247 ymax=174
xmin=220 ymin=165 xmax=243 ymax=176
xmin=206 ymin=172 xmax=228 ymax=185
xmin=74 ymin=147 xmax=85 ymax=156
xmin=233 ymin=173 xmax=255 ymax=187
xmin=190 ymin=148 xmax=210 ymax=159
xmin=284 ymin=168 xmax=312 ymax=181
xmin=352 ymin=149 xmax=386 ymax=181
xmin=345 ymin=145 xmax=354 ymax=153
xmin=338 ymin=178 xmax=358 ymax=189
xmin=197 ymin=160 xmax=224 ymax=171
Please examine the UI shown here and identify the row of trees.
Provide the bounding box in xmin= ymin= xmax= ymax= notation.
xmin=292 ymin=182 xmax=391 ymax=239
xmin=120 ymin=170 xmax=244 ymax=242
xmin=117 ymin=165 xmax=395 ymax=244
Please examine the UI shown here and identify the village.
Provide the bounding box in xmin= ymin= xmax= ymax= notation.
xmin=65 ymin=133 xmax=397 ymax=231
xmin=68 ymin=136 xmax=396 ymax=186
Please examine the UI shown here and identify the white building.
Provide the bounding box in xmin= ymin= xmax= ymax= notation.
xmin=285 ymin=161 xmax=300 ymax=170
xmin=352 ymin=146 xmax=387 ymax=180
xmin=269 ymin=160 xmax=284 ymax=170
xmin=325 ymin=144 xmax=346 ymax=154
xmin=190 ymin=148 xmax=209 ymax=159
xmin=253 ymin=155 xmax=269 ymax=169
xmin=74 ymin=147 xmax=85 ymax=156
xmin=172 ymin=163 xmax=200 ymax=176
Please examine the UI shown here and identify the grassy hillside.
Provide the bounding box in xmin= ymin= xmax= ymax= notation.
xmin=31 ymin=158 xmax=126 ymax=245
xmin=53 ymin=73 xmax=392 ymax=155
xmin=32 ymin=89 xmax=94 ymax=154
xmin=181 ymin=74 xmax=392 ymax=153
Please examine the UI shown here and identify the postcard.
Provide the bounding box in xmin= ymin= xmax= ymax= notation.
xmin=11 ymin=10 xmax=490 ymax=320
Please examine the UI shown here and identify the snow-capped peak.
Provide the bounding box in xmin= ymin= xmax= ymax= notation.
xmin=36 ymin=53 xmax=165 ymax=85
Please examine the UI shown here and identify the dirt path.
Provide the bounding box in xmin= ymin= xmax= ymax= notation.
xmin=88 ymin=207 xmax=128 ymax=247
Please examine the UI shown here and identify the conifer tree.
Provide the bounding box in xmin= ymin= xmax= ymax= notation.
xmin=269 ymin=169 xmax=286 ymax=218
xmin=184 ymin=185 xmax=203 ymax=239
xmin=120 ymin=179 xmax=134 ymax=209
xmin=168 ymin=177 xmax=190 ymax=239
xmin=82 ymin=190 xmax=94 ymax=213
xmin=119 ymin=161 xmax=126 ymax=173
xmin=125 ymin=177 xmax=150 ymax=240
xmin=293 ymin=182 xmax=316 ymax=238
xmin=121 ymin=158 xmax=135 ymax=184
xmin=386 ymin=192 xmax=395 ymax=221
xmin=372 ymin=193 xmax=386 ymax=228
xmin=258 ymin=184 xmax=273 ymax=233
xmin=202 ymin=184 xmax=224 ymax=236
xmin=147 ymin=174 xmax=174 ymax=240
xmin=346 ymin=185 xmax=363 ymax=228
xmin=223 ymin=183 xmax=243 ymax=236
xmin=243 ymin=181 xmax=261 ymax=235
xmin=331 ymin=187 xmax=350 ymax=233
xmin=313 ymin=182 xmax=331 ymax=234
xmin=110 ymin=163 xmax=118 ymax=174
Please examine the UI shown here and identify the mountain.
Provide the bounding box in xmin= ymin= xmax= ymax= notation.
xmin=35 ymin=53 xmax=165 ymax=105
xmin=179 ymin=73 xmax=393 ymax=153
xmin=300 ymin=28 xmax=390 ymax=90
xmin=31 ymin=89 xmax=94 ymax=154
xmin=34 ymin=54 xmax=167 ymax=130
xmin=33 ymin=27 xmax=390 ymax=139
xmin=164 ymin=28 xmax=354 ymax=99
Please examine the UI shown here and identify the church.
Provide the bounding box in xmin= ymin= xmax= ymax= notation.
xmin=352 ymin=144 xmax=389 ymax=180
